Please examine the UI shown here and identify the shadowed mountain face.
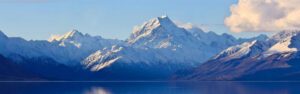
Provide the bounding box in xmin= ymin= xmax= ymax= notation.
xmin=180 ymin=30 xmax=300 ymax=81
xmin=0 ymin=55 xmax=41 ymax=80
xmin=0 ymin=54 xmax=94 ymax=81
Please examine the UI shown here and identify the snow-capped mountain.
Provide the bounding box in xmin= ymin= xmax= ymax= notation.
xmin=127 ymin=16 xmax=193 ymax=49
xmin=181 ymin=30 xmax=300 ymax=81
xmin=48 ymin=29 xmax=122 ymax=63
xmin=0 ymin=16 xmax=269 ymax=81
xmin=264 ymin=30 xmax=300 ymax=57
xmin=0 ymin=30 xmax=123 ymax=80
xmin=0 ymin=30 xmax=121 ymax=65
xmin=49 ymin=29 xmax=121 ymax=49
xmin=82 ymin=16 xmax=264 ymax=80
xmin=212 ymin=40 xmax=267 ymax=61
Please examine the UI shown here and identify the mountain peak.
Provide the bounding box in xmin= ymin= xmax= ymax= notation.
xmin=154 ymin=15 xmax=176 ymax=27
xmin=265 ymin=30 xmax=300 ymax=55
xmin=270 ymin=30 xmax=300 ymax=42
xmin=48 ymin=29 xmax=86 ymax=42
xmin=156 ymin=15 xmax=171 ymax=22
xmin=63 ymin=29 xmax=84 ymax=38
xmin=128 ymin=16 xmax=181 ymax=43
xmin=139 ymin=15 xmax=176 ymax=30
xmin=255 ymin=34 xmax=269 ymax=40
xmin=160 ymin=15 xmax=168 ymax=18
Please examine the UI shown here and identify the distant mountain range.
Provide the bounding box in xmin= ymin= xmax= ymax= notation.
xmin=0 ymin=16 xmax=277 ymax=81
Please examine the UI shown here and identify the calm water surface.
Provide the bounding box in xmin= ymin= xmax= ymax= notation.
xmin=0 ymin=81 xmax=300 ymax=94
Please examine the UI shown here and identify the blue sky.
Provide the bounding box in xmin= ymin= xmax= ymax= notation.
xmin=0 ymin=0 xmax=265 ymax=40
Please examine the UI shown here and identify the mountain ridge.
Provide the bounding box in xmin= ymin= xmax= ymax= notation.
xmin=181 ymin=30 xmax=300 ymax=81
xmin=81 ymin=16 xmax=267 ymax=80
xmin=0 ymin=16 xmax=270 ymax=80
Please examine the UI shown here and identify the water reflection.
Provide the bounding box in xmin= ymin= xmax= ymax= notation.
xmin=84 ymin=87 xmax=111 ymax=94
xmin=0 ymin=82 xmax=300 ymax=94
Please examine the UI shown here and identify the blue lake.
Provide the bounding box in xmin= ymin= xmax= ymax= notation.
xmin=1 ymin=82 xmax=300 ymax=94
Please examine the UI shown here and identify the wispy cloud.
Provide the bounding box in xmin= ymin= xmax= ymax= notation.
xmin=175 ymin=21 xmax=225 ymax=32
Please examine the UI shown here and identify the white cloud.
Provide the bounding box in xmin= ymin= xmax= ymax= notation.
xmin=225 ymin=0 xmax=300 ymax=32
